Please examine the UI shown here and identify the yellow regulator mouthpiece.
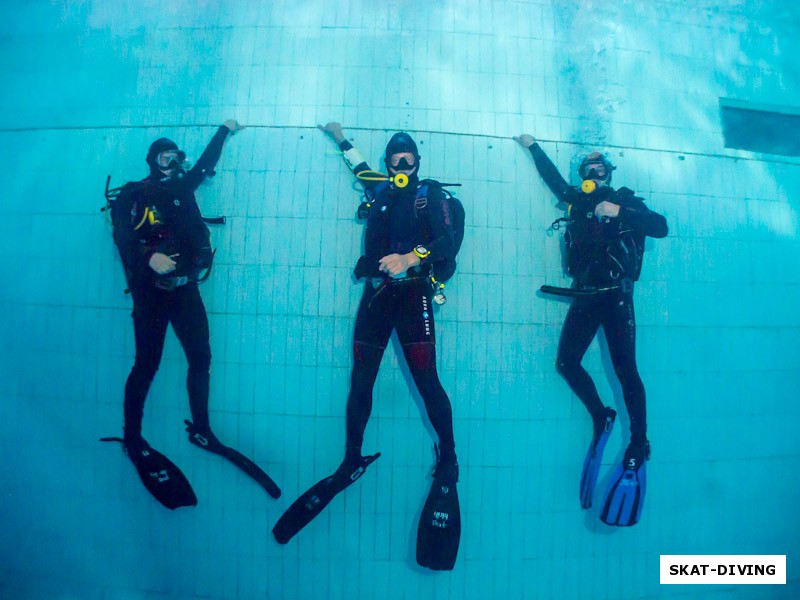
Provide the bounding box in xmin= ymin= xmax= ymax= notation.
xmin=355 ymin=170 xmax=409 ymax=189
xmin=581 ymin=179 xmax=597 ymax=194
xmin=391 ymin=173 xmax=409 ymax=188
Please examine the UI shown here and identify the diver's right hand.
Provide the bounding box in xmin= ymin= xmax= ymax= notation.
xmin=148 ymin=252 xmax=178 ymax=275
xmin=224 ymin=119 xmax=245 ymax=134
xmin=513 ymin=134 xmax=535 ymax=148
xmin=318 ymin=122 xmax=345 ymax=144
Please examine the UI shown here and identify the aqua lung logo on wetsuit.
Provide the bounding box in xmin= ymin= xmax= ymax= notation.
xmin=415 ymin=193 xmax=428 ymax=210
xmin=422 ymin=295 xmax=431 ymax=336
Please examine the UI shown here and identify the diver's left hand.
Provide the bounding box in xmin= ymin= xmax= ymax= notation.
xmin=513 ymin=134 xmax=535 ymax=148
xmin=318 ymin=122 xmax=346 ymax=144
xmin=594 ymin=201 xmax=620 ymax=219
xmin=224 ymin=119 xmax=245 ymax=134
xmin=379 ymin=252 xmax=420 ymax=277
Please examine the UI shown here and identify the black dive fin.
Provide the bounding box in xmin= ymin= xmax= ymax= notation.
xmin=272 ymin=453 xmax=380 ymax=545
xmin=101 ymin=437 xmax=197 ymax=510
xmin=416 ymin=463 xmax=461 ymax=571
xmin=185 ymin=420 xmax=281 ymax=499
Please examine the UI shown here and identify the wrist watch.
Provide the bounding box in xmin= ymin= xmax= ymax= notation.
xmin=413 ymin=245 xmax=430 ymax=260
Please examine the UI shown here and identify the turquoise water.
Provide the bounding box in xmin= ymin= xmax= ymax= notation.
xmin=0 ymin=1 xmax=798 ymax=598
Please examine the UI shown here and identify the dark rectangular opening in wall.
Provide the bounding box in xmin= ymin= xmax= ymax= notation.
xmin=720 ymin=98 xmax=800 ymax=156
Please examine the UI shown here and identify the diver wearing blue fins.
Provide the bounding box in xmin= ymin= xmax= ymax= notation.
xmin=272 ymin=122 xmax=464 ymax=570
xmin=101 ymin=120 xmax=281 ymax=509
xmin=514 ymin=134 xmax=668 ymax=526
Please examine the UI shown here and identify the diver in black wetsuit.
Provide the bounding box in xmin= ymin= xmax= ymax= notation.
xmin=106 ymin=120 xmax=280 ymax=508
xmin=515 ymin=134 xmax=667 ymax=521
xmin=273 ymin=124 xmax=460 ymax=563
xmin=322 ymin=122 xmax=458 ymax=477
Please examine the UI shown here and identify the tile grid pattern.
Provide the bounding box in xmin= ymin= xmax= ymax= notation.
xmin=0 ymin=1 xmax=798 ymax=598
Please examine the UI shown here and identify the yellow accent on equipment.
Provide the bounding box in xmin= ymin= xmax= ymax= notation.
xmin=392 ymin=173 xmax=409 ymax=188
xmin=355 ymin=169 xmax=390 ymax=182
xmin=133 ymin=207 xmax=149 ymax=231
xmin=355 ymin=170 xmax=409 ymax=189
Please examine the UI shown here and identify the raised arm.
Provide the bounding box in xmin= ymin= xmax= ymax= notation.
xmin=184 ymin=120 xmax=244 ymax=190
xmin=318 ymin=122 xmax=381 ymax=191
xmin=514 ymin=134 xmax=572 ymax=203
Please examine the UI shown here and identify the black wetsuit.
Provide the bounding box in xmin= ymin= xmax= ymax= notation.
xmin=112 ymin=126 xmax=230 ymax=442
xmin=529 ymin=143 xmax=667 ymax=445
xmin=339 ymin=139 xmax=457 ymax=463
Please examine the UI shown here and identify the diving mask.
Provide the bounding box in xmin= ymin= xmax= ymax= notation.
xmin=389 ymin=152 xmax=416 ymax=171
xmin=579 ymin=161 xmax=608 ymax=182
xmin=156 ymin=149 xmax=188 ymax=170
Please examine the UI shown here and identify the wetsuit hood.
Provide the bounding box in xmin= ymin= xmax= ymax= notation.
xmin=146 ymin=137 xmax=181 ymax=178
xmin=384 ymin=132 xmax=420 ymax=185
xmin=579 ymin=152 xmax=615 ymax=185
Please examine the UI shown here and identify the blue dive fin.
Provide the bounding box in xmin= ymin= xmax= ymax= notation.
xmin=599 ymin=443 xmax=649 ymax=527
xmin=580 ymin=407 xmax=616 ymax=509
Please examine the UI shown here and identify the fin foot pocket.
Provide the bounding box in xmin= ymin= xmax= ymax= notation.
xmin=272 ymin=453 xmax=380 ymax=544
xmin=185 ymin=420 xmax=281 ymax=499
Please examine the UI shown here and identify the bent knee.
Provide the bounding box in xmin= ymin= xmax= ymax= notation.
xmin=131 ymin=361 xmax=159 ymax=381
xmin=556 ymin=356 xmax=578 ymax=375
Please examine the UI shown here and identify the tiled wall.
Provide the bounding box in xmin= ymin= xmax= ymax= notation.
xmin=0 ymin=1 xmax=798 ymax=598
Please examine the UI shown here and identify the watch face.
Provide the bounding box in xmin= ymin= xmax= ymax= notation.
xmin=416 ymin=246 xmax=429 ymax=255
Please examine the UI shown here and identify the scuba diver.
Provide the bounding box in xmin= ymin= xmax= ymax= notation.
xmin=101 ymin=120 xmax=280 ymax=509
xmin=273 ymin=122 xmax=461 ymax=570
xmin=514 ymin=134 xmax=667 ymax=527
